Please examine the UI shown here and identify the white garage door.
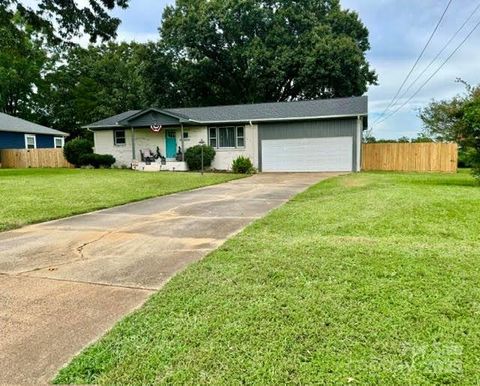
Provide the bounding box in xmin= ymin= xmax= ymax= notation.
xmin=262 ymin=136 xmax=353 ymax=172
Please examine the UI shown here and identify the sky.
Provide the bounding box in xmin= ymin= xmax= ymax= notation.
xmin=107 ymin=1 xmax=480 ymax=139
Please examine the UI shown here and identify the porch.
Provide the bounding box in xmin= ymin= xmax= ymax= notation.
xmin=133 ymin=160 xmax=188 ymax=172
xmin=124 ymin=108 xmax=206 ymax=165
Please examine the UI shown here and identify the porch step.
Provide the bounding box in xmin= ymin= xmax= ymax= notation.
xmin=134 ymin=161 xmax=188 ymax=172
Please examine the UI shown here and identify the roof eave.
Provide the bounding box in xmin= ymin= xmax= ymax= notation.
xmin=189 ymin=113 xmax=368 ymax=125
xmin=0 ymin=128 xmax=69 ymax=136
xmin=118 ymin=107 xmax=189 ymax=125
xmin=82 ymin=123 xmax=127 ymax=129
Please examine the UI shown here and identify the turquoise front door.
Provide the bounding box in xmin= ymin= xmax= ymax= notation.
xmin=165 ymin=130 xmax=177 ymax=158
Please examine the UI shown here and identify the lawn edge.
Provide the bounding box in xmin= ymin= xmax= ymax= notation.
xmin=0 ymin=172 xmax=246 ymax=233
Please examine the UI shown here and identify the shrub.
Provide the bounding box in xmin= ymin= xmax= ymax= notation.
xmin=232 ymin=156 xmax=254 ymax=174
xmin=64 ymin=138 xmax=93 ymax=167
xmin=184 ymin=145 xmax=215 ymax=170
xmin=79 ymin=153 xmax=116 ymax=169
xmin=471 ymin=151 xmax=480 ymax=181
xmin=458 ymin=147 xmax=477 ymax=168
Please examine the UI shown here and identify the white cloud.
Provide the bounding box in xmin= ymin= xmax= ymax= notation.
xmin=343 ymin=0 xmax=480 ymax=139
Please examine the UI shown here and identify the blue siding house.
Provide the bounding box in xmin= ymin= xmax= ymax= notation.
xmin=0 ymin=113 xmax=68 ymax=150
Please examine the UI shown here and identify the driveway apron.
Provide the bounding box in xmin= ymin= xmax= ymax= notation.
xmin=0 ymin=172 xmax=338 ymax=384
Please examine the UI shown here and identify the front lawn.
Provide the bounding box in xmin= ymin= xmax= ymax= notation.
xmin=55 ymin=171 xmax=480 ymax=384
xmin=0 ymin=168 xmax=242 ymax=232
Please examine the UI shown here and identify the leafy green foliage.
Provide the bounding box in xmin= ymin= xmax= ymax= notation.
xmin=2 ymin=0 xmax=377 ymax=135
xmin=363 ymin=134 xmax=434 ymax=144
xmin=420 ymin=81 xmax=480 ymax=180
xmin=458 ymin=147 xmax=477 ymax=168
xmin=41 ymin=42 xmax=156 ymax=136
xmin=0 ymin=0 xmax=129 ymax=44
xmin=53 ymin=172 xmax=480 ymax=384
xmin=79 ymin=153 xmax=116 ymax=169
xmin=0 ymin=14 xmax=46 ymax=116
xmin=184 ymin=145 xmax=216 ymax=170
xmin=0 ymin=1 xmax=132 ymax=125
xmin=63 ymin=138 xmax=93 ymax=167
xmin=231 ymin=156 xmax=254 ymax=174
xmin=159 ymin=0 xmax=377 ymax=105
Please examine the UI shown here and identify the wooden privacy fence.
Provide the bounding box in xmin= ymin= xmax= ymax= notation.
xmin=362 ymin=142 xmax=458 ymax=173
xmin=0 ymin=148 xmax=72 ymax=168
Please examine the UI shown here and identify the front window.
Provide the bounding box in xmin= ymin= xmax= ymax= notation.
xmin=209 ymin=127 xmax=217 ymax=148
xmin=236 ymin=127 xmax=244 ymax=147
xmin=25 ymin=134 xmax=36 ymax=149
xmin=114 ymin=129 xmax=126 ymax=146
xmin=209 ymin=126 xmax=245 ymax=149
xmin=54 ymin=137 xmax=64 ymax=148
xmin=219 ymin=126 xmax=235 ymax=147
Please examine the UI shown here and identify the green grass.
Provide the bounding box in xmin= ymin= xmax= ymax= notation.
xmin=54 ymin=171 xmax=480 ymax=385
xmin=0 ymin=168 xmax=242 ymax=232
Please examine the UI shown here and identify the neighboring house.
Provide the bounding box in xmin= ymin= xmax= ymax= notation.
xmin=0 ymin=113 xmax=68 ymax=150
xmin=86 ymin=96 xmax=368 ymax=172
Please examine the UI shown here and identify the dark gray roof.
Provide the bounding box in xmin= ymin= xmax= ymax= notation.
xmin=167 ymin=96 xmax=367 ymax=123
xmin=87 ymin=110 xmax=141 ymax=129
xmin=85 ymin=96 xmax=367 ymax=128
xmin=0 ymin=113 xmax=68 ymax=136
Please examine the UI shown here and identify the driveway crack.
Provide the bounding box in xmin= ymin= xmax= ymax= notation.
xmin=76 ymin=231 xmax=112 ymax=259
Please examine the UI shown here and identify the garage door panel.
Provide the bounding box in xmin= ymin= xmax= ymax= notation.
xmin=262 ymin=137 xmax=353 ymax=172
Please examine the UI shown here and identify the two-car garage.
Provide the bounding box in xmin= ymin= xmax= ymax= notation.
xmin=258 ymin=118 xmax=362 ymax=172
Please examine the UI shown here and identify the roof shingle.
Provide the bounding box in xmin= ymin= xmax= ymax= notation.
xmin=85 ymin=96 xmax=367 ymax=128
xmin=0 ymin=113 xmax=68 ymax=136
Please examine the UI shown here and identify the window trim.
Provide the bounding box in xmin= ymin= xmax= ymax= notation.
xmin=114 ymin=129 xmax=126 ymax=146
xmin=208 ymin=126 xmax=246 ymax=149
xmin=54 ymin=136 xmax=65 ymax=148
xmin=25 ymin=134 xmax=36 ymax=149
xmin=209 ymin=127 xmax=217 ymax=148
xmin=236 ymin=126 xmax=245 ymax=148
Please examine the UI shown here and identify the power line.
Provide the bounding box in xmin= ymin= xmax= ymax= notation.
xmin=375 ymin=16 xmax=480 ymax=126
xmin=374 ymin=0 xmax=454 ymax=123
xmin=390 ymin=1 xmax=480 ymax=109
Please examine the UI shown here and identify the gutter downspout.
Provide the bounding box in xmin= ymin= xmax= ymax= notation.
xmin=357 ymin=116 xmax=362 ymax=172
xmin=180 ymin=123 xmax=185 ymax=161
xmin=131 ymin=126 xmax=136 ymax=161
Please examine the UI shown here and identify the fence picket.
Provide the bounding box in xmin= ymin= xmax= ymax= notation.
xmin=362 ymin=143 xmax=457 ymax=173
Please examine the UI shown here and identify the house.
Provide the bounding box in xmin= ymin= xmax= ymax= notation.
xmin=85 ymin=96 xmax=367 ymax=172
xmin=0 ymin=112 xmax=68 ymax=150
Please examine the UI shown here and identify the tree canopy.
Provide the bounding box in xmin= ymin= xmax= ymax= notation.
xmin=1 ymin=0 xmax=377 ymax=139
xmin=159 ymin=0 xmax=377 ymax=106
xmin=0 ymin=15 xmax=46 ymax=115
xmin=0 ymin=0 xmax=129 ymax=43
xmin=420 ymin=81 xmax=480 ymax=178
xmin=41 ymin=43 xmax=155 ymax=135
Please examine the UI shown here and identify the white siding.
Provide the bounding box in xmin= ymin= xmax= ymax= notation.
xmin=211 ymin=124 xmax=258 ymax=170
xmin=94 ymin=130 xmax=133 ymax=167
xmin=93 ymin=125 xmax=258 ymax=170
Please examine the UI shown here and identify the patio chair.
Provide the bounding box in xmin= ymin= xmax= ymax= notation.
xmin=141 ymin=148 xmax=155 ymax=164
xmin=140 ymin=149 xmax=155 ymax=162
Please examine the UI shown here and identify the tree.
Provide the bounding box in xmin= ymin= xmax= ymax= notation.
xmin=0 ymin=14 xmax=46 ymax=116
xmin=397 ymin=136 xmax=410 ymax=143
xmin=0 ymin=0 xmax=129 ymax=44
xmin=158 ymin=0 xmax=377 ymax=107
xmin=0 ymin=0 xmax=130 ymax=120
xmin=420 ymin=82 xmax=480 ymax=179
xmin=410 ymin=133 xmax=434 ymax=143
xmin=40 ymin=42 xmax=158 ymax=137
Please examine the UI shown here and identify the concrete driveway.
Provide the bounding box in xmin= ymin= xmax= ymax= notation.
xmin=0 ymin=172 xmax=337 ymax=384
